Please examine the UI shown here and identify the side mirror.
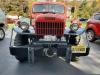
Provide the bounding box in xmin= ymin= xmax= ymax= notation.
xmin=71 ymin=7 xmax=75 ymax=13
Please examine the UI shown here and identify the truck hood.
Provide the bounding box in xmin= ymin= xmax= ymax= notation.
xmin=36 ymin=13 xmax=65 ymax=22
xmin=35 ymin=13 xmax=65 ymax=22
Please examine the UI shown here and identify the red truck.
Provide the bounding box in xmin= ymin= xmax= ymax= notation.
xmin=86 ymin=12 xmax=100 ymax=42
xmin=9 ymin=2 xmax=90 ymax=64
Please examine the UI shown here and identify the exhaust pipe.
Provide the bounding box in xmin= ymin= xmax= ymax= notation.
xmin=44 ymin=48 xmax=56 ymax=58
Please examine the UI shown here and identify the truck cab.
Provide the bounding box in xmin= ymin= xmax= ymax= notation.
xmin=30 ymin=2 xmax=67 ymax=26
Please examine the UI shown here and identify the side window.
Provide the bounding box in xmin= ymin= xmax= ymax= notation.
xmin=94 ymin=14 xmax=100 ymax=20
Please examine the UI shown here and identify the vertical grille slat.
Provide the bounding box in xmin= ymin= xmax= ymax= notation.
xmin=36 ymin=22 xmax=64 ymax=36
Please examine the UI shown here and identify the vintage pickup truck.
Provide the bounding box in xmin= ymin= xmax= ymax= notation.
xmin=9 ymin=2 xmax=90 ymax=64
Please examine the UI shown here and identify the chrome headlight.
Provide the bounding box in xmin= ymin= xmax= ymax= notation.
xmin=70 ymin=23 xmax=79 ymax=32
xmin=20 ymin=22 xmax=29 ymax=31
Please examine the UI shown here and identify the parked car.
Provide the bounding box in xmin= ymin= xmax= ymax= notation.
xmin=86 ymin=12 xmax=100 ymax=42
xmin=6 ymin=15 xmax=18 ymax=24
xmin=0 ymin=9 xmax=6 ymax=40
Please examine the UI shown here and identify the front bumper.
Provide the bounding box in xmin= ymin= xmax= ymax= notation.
xmin=9 ymin=41 xmax=68 ymax=57
xmin=9 ymin=28 xmax=90 ymax=59
xmin=9 ymin=42 xmax=90 ymax=57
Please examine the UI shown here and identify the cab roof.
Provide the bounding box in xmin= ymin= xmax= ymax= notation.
xmin=32 ymin=2 xmax=66 ymax=6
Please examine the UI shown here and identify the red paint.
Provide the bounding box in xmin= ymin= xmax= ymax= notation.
xmin=35 ymin=14 xmax=65 ymax=36
xmin=31 ymin=2 xmax=67 ymax=26
xmin=31 ymin=2 xmax=67 ymax=36
xmin=87 ymin=13 xmax=100 ymax=35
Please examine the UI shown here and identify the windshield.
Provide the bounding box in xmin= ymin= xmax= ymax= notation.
xmin=33 ymin=4 xmax=64 ymax=13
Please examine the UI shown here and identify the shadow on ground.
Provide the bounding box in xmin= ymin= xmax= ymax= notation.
xmin=0 ymin=38 xmax=87 ymax=75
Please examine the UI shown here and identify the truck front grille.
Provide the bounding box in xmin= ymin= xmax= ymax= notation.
xmin=36 ymin=22 xmax=64 ymax=36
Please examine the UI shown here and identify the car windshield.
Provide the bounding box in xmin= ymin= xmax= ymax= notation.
xmin=33 ymin=4 xmax=64 ymax=13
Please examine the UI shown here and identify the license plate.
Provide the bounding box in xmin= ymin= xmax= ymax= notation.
xmin=71 ymin=45 xmax=86 ymax=53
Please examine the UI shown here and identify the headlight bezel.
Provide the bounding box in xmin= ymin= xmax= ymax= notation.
xmin=70 ymin=23 xmax=79 ymax=32
xmin=20 ymin=22 xmax=29 ymax=31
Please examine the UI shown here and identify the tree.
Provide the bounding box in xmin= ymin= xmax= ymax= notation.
xmin=0 ymin=0 xmax=28 ymax=16
xmin=77 ymin=0 xmax=91 ymax=18
xmin=93 ymin=0 xmax=100 ymax=13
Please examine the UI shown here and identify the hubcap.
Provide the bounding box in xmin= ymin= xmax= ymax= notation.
xmin=0 ymin=29 xmax=4 ymax=39
xmin=87 ymin=31 xmax=94 ymax=40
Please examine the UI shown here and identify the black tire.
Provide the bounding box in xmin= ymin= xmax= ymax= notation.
xmin=65 ymin=46 xmax=72 ymax=63
xmin=15 ymin=55 xmax=28 ymax=63
xmin=0 ymin=28 xmax=5 ymax=40
xmin=86 ymin=30 xmax=96 ymax=42
xmin=71 ymin=56 xmax=79 ymax=62
xmin=14 ymin=34 xmax=28 ymax=62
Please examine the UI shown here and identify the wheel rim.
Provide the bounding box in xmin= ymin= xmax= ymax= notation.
xmin=0 ymin=29 xmax=4 ymax=39
xmin=87 ymin=31 xmax=94 ymax=41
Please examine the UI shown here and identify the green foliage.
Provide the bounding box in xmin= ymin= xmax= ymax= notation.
xmin=92 ymin=0 xmax=100 ymax=13
xmin=0 ymin=0 xmax=28 ymax=16
xmin=78 ymin=0 xmax=89 ymax=18
xmin=0 ymin=0 xmax=99 ymax=19
xmin=79 ymin=0 xmax=87 ymax=10
xmin=74 ymin=0 xmax=98 ymax=19
xmin=92 ymin=0 xmax=97 ymax=8
xmin=68 ymin=0 xmax=99 ymax=19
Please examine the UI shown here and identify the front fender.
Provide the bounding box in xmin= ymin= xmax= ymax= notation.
xmin=64 ymin=28 xmax=85 ymax=35
xmin=86 ymin=24 xmax=97 ymax=34
xmin=13 ymin=26 xmax=34 ymax=34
